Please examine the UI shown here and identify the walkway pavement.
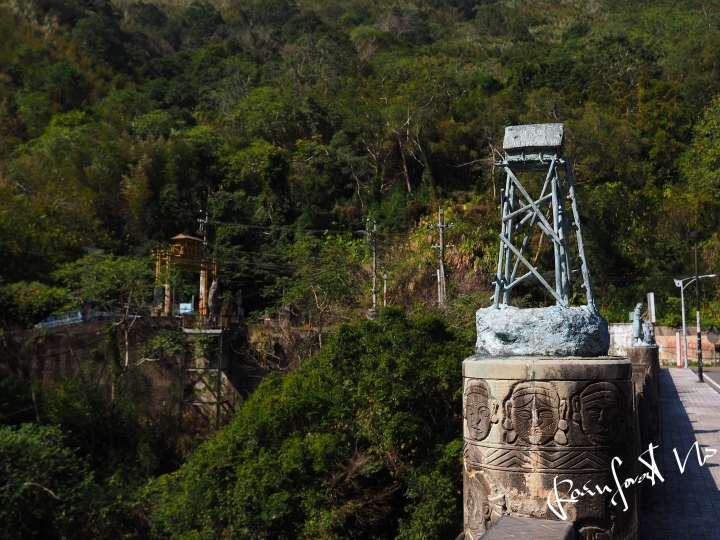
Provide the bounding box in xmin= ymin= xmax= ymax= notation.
xmin=689 ymin=367 xmax=720 ymax=395
xmin=640 ymin=367 xmax=720 ymax=539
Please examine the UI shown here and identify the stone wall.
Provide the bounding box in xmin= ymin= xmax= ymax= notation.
xmin=608 ymin=324 xmax=719 ymax=365
xmin=1 ymin=318 xmax=255 ymax=419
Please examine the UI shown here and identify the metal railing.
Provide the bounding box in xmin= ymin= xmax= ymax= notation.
xmin=181 ymin=314 xmax=236 ymax=330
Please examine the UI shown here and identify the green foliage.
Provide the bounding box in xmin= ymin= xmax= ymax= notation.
xmin=52 ymin=253 xmax=154 ymax=315
xmin=247 ymin=0 xmax=299 ymax=28
xmin=656 ymin=296 xmax=683 ymax=328
xmin=265 ymin=232 xmax=365 ymax=330
xmin=72 ymin=14 xmax=128 ymax=70
xmin=7 ymin=0 xmax=720 ymax=534
xmin=0 ymin=424 xmax=95 ymax=540
xmin=0 ymin=281 xmax=69 ymax=328
xmin=149 ymin=309 xmax=468 ymax=538
xmin=139 ymin=328 xmax=184 ymax=360
xmin=126 ymin=2 xmax=167 ymax=29
xmin=0 ymin=367 xmax=185 ymax=538
xmin=3 ymin=0 xmax=720 ymax=316
xmin=681 ymin=93 xmax=720 ymax=193
xmin=168 ymin=1 xmax=225 ymax=47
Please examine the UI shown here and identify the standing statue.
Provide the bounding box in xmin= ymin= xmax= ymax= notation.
xmin=632 ymin=303 xmax=646 ymax=346
xmin=208 ymin=279 xmax=219 ymax=315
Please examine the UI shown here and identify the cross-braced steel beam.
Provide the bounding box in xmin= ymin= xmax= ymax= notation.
xmin=493 ymin=157 xmax=596 ymax=309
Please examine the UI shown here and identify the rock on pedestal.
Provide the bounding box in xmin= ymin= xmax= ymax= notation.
xmin=463 ymin=356 xmax=637 ymax=540
xmin=475 ymin=305 xmax=610 ymax=357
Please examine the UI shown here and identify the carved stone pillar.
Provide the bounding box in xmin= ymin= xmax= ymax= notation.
xmin=628 ymin=346 xmax=659 ymax=459
xmin=462 ymin=356 xmax=637 ymax=540
xmin=627 ymin=346 xmax=659 ymax=394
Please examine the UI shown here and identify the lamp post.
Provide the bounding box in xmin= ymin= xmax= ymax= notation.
xmin=673 ymin=273 xmax=717 ymax=370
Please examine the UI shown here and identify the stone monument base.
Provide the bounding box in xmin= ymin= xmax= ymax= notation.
xmin=463 ymin=356 xmax=637 ymax=540
xmin=627 ymin=345 xmax=659 ymax=503
xmin=627 ymin=345 xmax=659 ymax=395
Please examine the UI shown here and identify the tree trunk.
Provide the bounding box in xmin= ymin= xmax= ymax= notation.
xmin=423 ymin=164 xmax=439 ymax=202
xmin=396 ymin=133 xmax=412 ymax=193
xmin=124 ymin=328 xmax=130 ymax=367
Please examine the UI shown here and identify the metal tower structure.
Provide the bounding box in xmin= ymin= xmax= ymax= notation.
xmin=180 ymin=326 xmax=227 ymax=431
xmin=493 ymin=123 xmax=596 ymax=309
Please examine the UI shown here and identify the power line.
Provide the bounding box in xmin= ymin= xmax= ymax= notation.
xmin=90 ymin=216 xmax=411 ymax=236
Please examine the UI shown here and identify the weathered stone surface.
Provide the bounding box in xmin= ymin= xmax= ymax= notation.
xmin=462 ymin=355 xmax=637 ymax=540
xmin=475 ymin=305 xmax=609 ymax=357
xmin=478 ymin=515 xmax=574 ymax=540
xmin=627 ymin=345 xmax=660 ymax=395
xmin=463 ymin=357 xmax=631 ymax=381
xmin=628 ymin=346 xmax=660 ymax=474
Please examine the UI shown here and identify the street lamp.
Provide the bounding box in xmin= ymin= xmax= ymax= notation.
xmin=673 ymin=273 xmax=717 ymax=370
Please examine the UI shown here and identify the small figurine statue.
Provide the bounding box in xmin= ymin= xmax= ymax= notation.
xmin=632 ymin=303 xmax=646 ymax=346
xmin=643 ymin=321 xmax=656 ymax=346
xmin=208 ymin=279 xmax=219 ymax=315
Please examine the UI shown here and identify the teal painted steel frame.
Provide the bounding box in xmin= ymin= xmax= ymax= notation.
xmin=492 ymin=157 xmax=596 ymax=309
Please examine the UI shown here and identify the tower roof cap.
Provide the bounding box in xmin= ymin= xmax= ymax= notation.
xmin=171 ymin=234 xmax=203 ymax=242
xmin=503 ymin=123 xmax=564 ymax=151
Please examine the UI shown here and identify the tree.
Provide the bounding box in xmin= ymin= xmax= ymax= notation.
xmin=681 ymin=93 xmax=720 ymax=194
xmin=0 ymin=280 xmax=69 ymax=329
xmin=267 ymin=232 xmax=365 ymax=351
xmin=52 ymin=253 xmax=154 ymax=370
xmin=0 ymin=424 xmax=95 ymax=540
xmin=148 ymin=309 xmax=467 ymax=539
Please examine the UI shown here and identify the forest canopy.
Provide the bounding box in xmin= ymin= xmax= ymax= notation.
xmin=4 ymin=0 xmax=720 ymax=537
xmin=2 ymin=0 xmax=720 ymax=327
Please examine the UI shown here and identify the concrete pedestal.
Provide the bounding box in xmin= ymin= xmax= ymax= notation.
xmin=627 ymin=346 xmax=659 ymax=482
xmin=627 ymin=346 xmax=659 ymax=395
xmin=479 ymin=515 xmax=574 ymax=539
xmin=463 ymin=356 xmax=637 ymax=540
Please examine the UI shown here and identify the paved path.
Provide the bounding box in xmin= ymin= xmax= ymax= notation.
xmin=639 ymin=368 xmax=720 ymax=539
xmin=689 ymin=367 xmax=720 ymax=396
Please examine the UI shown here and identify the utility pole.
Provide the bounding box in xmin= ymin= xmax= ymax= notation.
xmin=360 ymin=220 xmax=378 ymax=314
xmin=198 ymin=211 xmax=209 ymax=315
xmin=690 ymin=230 xmax=703 ymax=382
xmin=382 ymin=266 xmax=388 ymax=307
xmin=370 ymin=220 xmax=377 ymax=310
xmin=429 ymin=207 xmax=453 ymax=306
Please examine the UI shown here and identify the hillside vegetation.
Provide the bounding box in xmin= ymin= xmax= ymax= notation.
xmin=3 ymin=0 xmax=720 ymax=536
xmin=2 ymin=0 xmax=720 ymax=328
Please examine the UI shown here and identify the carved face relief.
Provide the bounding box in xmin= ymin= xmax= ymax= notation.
xmin=576 ymin=382 xmax=623 ymax=444
xmin=506 ymin=382 xmax=560 ymax=445
xmin=466 ymin=473 xmax=491 ymax=536
xmin=465 ymin=380 xmax=494 ymax=441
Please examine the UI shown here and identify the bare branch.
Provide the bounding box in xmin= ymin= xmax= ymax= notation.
xmin=23 ymin=482 xmax=60 ymax=499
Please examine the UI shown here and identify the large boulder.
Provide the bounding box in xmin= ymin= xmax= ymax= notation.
xmin=475 ymin=304 xmax=609 ymax=357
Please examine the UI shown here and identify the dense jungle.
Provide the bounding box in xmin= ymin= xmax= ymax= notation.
xmin=3 ymin=0 xmax=720 ymax=537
